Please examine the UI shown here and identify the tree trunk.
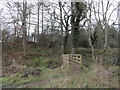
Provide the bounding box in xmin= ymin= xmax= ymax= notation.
xmin=71 ymin=2 xmax=82 ymax=53
xmin=71 ymin=2 xmax=75 ymax=54
xmin=41 ymin=2 xmax=44 ymax=34
xmin=88 ymin=14 xmax=96 ymax=63
xmin=58 ymin=2 xmax=64 ymax=54
xmin=40 ymin=1 xmax=44 ymax=47
xmin=28 ymin=13 xmax=31 ymax=41
xmin=22 ymin=1 xmax=27 ymax=56
xmin=13 ymin=21 xmax=17 ymax=41
xmin=37 ymin=0 xmax=40 ymax=45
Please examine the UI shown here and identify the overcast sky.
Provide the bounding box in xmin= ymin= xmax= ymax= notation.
xmin=0 ymin=0 xmax=119 ymax=32
xmin=0 ymin=0 xmax=119 ymax=22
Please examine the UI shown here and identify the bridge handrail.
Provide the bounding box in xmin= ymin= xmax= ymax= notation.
xmin=62 ymin=54 xmax=82 ymax=65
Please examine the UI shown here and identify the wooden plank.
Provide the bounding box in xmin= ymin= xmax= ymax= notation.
xmin=62 ymin=54 xmax=82 ymax=65
xmin=69 ymin=59 xmax=81 ymax=64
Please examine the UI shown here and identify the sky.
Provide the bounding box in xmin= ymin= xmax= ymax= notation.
xmin=0 ymin=0 xmax=119 ymax=22
xmin=0 ymin=0 xmax=120 ymax=32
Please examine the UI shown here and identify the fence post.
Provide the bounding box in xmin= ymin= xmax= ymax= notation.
xmin=66 ymin=54 xmax=69 ymax=67
xmin=62 ymin=54 xmax=66 ymax=68
xmin=80 ymin=55 xmax=82 ymax=67
xmin=62 ymin=54 xmax=82 ymax=68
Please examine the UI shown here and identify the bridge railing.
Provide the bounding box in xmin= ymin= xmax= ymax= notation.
xmin=62 ymin=54 xmax=82 ymax=68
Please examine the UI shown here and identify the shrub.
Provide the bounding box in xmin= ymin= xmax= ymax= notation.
xmin=28 ymin=57 xmax=61 ymax=69
xmin=45 ymin=59 xmax=61 ymax=69
xmin=76 ymin=48 xmax=91 ymax=54
xmin=28 ymin=58 xmax=47 ymax=68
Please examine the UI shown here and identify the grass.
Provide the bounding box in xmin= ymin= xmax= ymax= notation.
xmin=2 ymin=64 xmax=119 ymax=88
xmin=2 ymin=73 xmax=41 ymax=87
xmin=2 ymin=65 xmax=66 ymax=88
xmin=2 ymin=52 xmax=62 ymax=88
xmin=2 ymin=45 xmax=118 ymax=88
xmin=1 ymin=77 xmax=13 ymax=86
xmin=35 ymin=65 xmax=119 ymax=88
xmin=41 ymin=67 xmax=70 ymax=80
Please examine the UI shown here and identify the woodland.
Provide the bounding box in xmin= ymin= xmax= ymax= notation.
xmin=0 ymin=0 xmax=119 ymax=88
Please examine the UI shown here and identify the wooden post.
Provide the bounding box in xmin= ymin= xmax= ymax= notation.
xmin=62 ymin=54 xmax=66 ymax=68
xmin=80 ymin=55 xmax=82 ymax=67
xmin=66 ymin=54 xmax=69 ymax=67
xmin=62 ymin=54 xmax=82 ymax=68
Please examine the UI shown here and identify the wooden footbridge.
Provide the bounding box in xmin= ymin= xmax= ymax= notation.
xmin=62 ymin=54 xmax=82 ymax=70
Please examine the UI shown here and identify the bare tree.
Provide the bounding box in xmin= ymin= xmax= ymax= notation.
xmin=22 ymin=0 xmax=27 ymax=56
xmin=56 ymin=2 xmax=71 ymax=53
xmin=58 ymin=1 xmax=64 ymax=54
xmin=36 ymin=0 xmax=40 ymax=45
xmin=87 ymin=0 xmax=118 ymax=64
xmin=27 ymin=3 xmax=33 ymax=41
xmin=6 ymin=1 xmax=21 ymax=41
